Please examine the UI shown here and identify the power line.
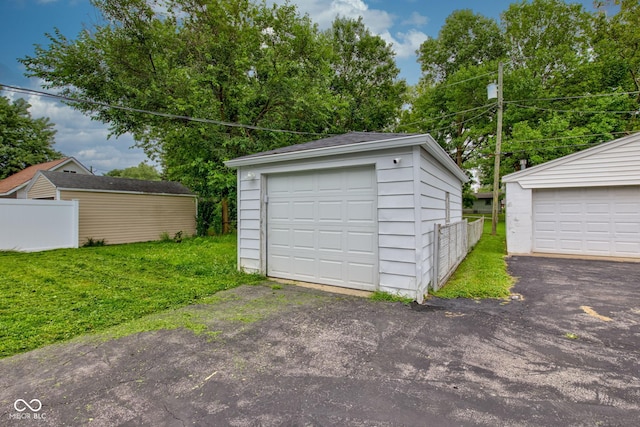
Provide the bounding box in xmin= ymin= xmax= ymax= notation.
xmin=501 ymin=140 xmax=605 ymax=155
xmin=424 ymin=71 xmax=498 ymax=90
xmin=501 ymin=131 xmax=631 ymax=146
xmin=428 ymin=105 xmax=495 ymax=134
xmin=506 ymin=90 xmax=640 ymax=104
xmin=0 ymin=83 xmax=332 ymax=137
xmin=509 ymin=103 xmax=640 ymax=114
xmin=399 ymin=103 xmax=496 ymax=129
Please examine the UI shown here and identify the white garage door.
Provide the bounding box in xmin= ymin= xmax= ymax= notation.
xmin=533 ymin=186 xmax=640 ymax=258
xmin=267 ymin=166 xmax=378 ymax=290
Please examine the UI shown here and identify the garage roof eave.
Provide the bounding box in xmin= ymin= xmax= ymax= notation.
xmin=225 ymin=133 xmax=469 ymax=183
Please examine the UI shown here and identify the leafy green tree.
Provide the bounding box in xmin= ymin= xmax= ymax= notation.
xmin=105 ymin=162 xmax=161 ymax=180
xmin=21 ymin=0 xmax=408 ymax=232
xmin=404 ymin=0 xmax=640 ymax=189
xmin=0 ymin=95 xmax=61 ymax=179
xmin=327 ymin=16 xmax=406 ymax=131
xmin=402 ymin=10 xmax=504 ymax=167
xmin=417 ymin=10 xmax=504 ymax=84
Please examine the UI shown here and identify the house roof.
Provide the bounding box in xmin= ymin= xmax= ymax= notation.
xmin=0 ymin=158 xmax=69 ymax=195
xmin=225 ymin=131 xmax=469 ymax=183
xmin=502 ymin=131 xmax=640 ymax=189
xmin=38 ymin=171 xmax=195 ymax=196
xmin=232 ymin=132 xmax=413 ymax=161
xmin=474 ymin=192 xmax=495 ymax=199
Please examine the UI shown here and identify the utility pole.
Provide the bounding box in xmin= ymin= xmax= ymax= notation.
xmin=491 ymin=62 xmax=503 ymax=236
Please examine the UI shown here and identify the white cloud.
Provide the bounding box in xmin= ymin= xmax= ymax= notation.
xmin=4 ymin=81 xmax=148 ymax=174
xmin=381 ymin=29 xmax=428 ymax=59
xmin=402 ymin=12 xmax=428 ymax=27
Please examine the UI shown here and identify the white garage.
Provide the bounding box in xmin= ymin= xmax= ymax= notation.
xmin=504 ymin=132 xmax=640 ymax=259
xmin=225 ymin=132 xmax=468 ymax=300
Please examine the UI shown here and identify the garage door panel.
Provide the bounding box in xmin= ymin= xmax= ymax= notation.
xmin=318 ymin=231 xmax=343 ymax=251
xmin=533 ymin=186 xmax=640 ymax=258
xmin=292 ymin=175 xmax=314 ymax=193
xmin=558 ymin=203 xmax=581 ymax=214
xmin=348 ymin=262 xmax=375 ymax=285
xmin=267 ymin=166 xmax=378 ymax=290
xmin=292 ymin=202 xmax=314 ymax=221
xmin=269 ymin=228 xmax=290 ymax=247
xmin=615 ymin=222 xmax=640 ymax=234
xmin=348 ymin=232 xmax=376 ymax=254
xmin=559 ymin=221 xmax=581 ymax=232
xmin=293 ymin=229 xmax=315 ymax=249
xmin=586 ymin=222 xmax=609 ymax=233
xmin=269 ymin=202 xmax=290 ymax=220
xmin=318 ymin=202 xmax=342 ymax=221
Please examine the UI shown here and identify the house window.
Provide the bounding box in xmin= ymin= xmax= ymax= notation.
xmin=445 ymin=192 xmax=450 ymax=224
xmin=62 ymin=170 xmax=77 ymax=173
xmin=485 ymin=199 xmax=491 ymax=205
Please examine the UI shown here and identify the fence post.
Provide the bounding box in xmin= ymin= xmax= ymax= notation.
xmin=432 ymin=223 xmax=440 ymax=291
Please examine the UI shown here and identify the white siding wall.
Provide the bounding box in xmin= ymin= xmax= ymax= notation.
xmin=505 ymin=182 xmax=533 ymax=255
xmin=418 ymin=147 xmax=463 ymax=297
xmin=504 ymin=134 xmax=640 ymax=189
xmin=237 ymin=175 xmax=262 ymax=273
xmin=236 ymin=145 xmax=464 ymax=300
xmin=377 ymin=149 xmax=417 ymax=298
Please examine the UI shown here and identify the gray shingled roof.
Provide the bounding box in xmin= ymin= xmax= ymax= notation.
xmin=233 ymin=132 xmax=418 ymax=160
xmin=40 ymin=171 xmax=194 ymax=195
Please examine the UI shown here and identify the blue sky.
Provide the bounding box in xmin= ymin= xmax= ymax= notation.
xmin=0 ymin=0 xmax=601 ymax=173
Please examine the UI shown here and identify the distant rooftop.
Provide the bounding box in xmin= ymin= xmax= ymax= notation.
xmin=40 ymin=171 xmax=194 ymax=195
xmin=0 ymin=158 xmax=69 ymax=195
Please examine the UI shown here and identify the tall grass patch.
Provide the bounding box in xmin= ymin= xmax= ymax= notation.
xmin=432 ymin=216 xmax=513 ymax=299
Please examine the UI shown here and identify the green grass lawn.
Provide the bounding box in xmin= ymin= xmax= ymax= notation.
xmin=432 ymin=215 xmax=514 ymax=299
xmin=0 ymin=235 xmax=262 ymax=358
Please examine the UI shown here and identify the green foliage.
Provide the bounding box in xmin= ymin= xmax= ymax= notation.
xmin=401 ymin=0 xmax=640 ymax=188
xmin=432 ymin=216 xmax=513 ymax=299
xmin=105 ymin=162 xmax=161 ymax=180
xmin=82 ymin=237 xmax=106 ymax=247
xmin=370 ymin=291 xmax=413 ymax=304
xmin=327 ymin=16 xmax=406 ymax=131
xmin=0 ymin=95 xmax=61 ymax=179
xmin=20 ymin=0 xmax=406 ymax=221
xmin=0 ymin=235 xmax=263 ymax=357
xmin=196 ymin=197 xmax=231 ymax=236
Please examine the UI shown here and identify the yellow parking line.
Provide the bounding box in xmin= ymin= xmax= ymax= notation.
xmin=580 ymin=306 xmax=612 ymax=322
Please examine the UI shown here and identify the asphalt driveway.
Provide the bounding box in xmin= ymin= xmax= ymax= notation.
xmin=1 ymin=256 xmax=639 ymax=426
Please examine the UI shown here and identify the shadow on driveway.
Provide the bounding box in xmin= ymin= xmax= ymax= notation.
xmin=1 ymin=256 xmax=639 ymax=426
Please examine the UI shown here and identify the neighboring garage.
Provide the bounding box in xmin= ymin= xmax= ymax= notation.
xmin=503 ymin=132 xmax=640 ymax=259
xmin=225 ymin=132 xmax=468 ymax=300
xmin=26 ymin=171 xmax=197 ymax=245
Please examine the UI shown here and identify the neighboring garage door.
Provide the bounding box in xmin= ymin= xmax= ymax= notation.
xmin=267 ymin=166 xmax=378 ymax=290
xmin=533 ymin=186 xmax=640 ymax=258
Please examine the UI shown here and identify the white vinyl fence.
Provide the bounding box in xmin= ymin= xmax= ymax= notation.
xmin=0 ymin=199 xmax=79 ymax=252
xmin=432 ymin=217 xmax=484 ymax=291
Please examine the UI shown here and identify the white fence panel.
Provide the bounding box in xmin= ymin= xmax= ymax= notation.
xmin=432 ymin=217 xmax=484 ymax=291
xmin=0 ymin=199 xmax=79 ymax=252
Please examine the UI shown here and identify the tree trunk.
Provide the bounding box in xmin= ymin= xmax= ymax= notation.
xmin=221 ymin=197 xmax=230 ymax=234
